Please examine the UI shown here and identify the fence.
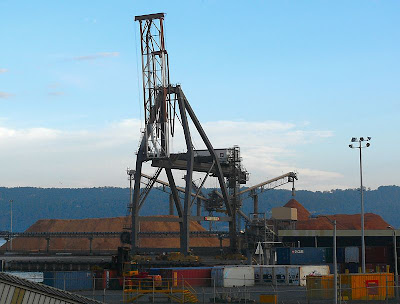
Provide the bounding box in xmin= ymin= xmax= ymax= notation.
xmin=8 ymin=272 xmax=400 ymax=303
xmin=307 ymin=273 xmax=399 ymax=303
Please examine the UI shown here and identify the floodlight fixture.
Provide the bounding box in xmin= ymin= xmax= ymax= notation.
xmin=367 ymin=137 xmax=371 ymax=140
xmin=360 ymin=137 xmax=364 ymax=141
xmin=351 ymin=137 xmax=357 ymax=142
xmin=366 ymin=143 xmax=370 ymax=147
xmin=349 ymin=144 xmax=353 ymax=148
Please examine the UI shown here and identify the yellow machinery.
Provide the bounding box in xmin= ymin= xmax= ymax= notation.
xmin=122 ymin=260 xmax=198 ymax=303
xmin=157 ymin=252 xmax=200 ymax=263
xmin=123 ymin=277 xmax=199 ymax=303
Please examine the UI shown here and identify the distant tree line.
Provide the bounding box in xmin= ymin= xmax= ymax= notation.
xmin=0 ymin=185 xmax=399 ymax=232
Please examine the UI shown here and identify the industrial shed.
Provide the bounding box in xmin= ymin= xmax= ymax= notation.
xmin=0 ymin=272 xmax=103 ymax=304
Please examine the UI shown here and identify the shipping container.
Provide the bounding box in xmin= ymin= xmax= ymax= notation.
xmin=102 ymin=270 xmax=121 ymax=290
xmin=345 ymin=247 xmax=359 ymax=263
xmin=341 ymin=273 xmax=394 ymax=301
xmin=299 ymin=265 xmax=330 ymax=286
xmin=365 ymin=246 xmax=392 ymax=264
xmin=276 ymin=247 xmax=326 ymax=265
xmin=288 ymin=267 xmax=300 ymax=285
xmin=43 ymin=271 xmax=93 ymax=291
xmin=327 ymin=263 xmax=346 ymax=274
xmin=211 ymin=266 xmax=254 ymax=287
xmin=307 ymin=273 xmax=395 ymax=301
xmin=325 ymin=247 xmax=345 ymax=263
xmin=159 ymin=267 xmax=212 ymax=287
xmin=253 ymin=265 xmax=327 ymax=286
xmin=306 ymin=275 xmax=334 ymax=300
xmin=274 ymin=267 xmax=288 ymax=285
xmin=254 ymin=266 xmax=273 ymax=284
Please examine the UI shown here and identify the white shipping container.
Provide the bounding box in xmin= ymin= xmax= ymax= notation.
xmin=274 ymin=267 xmax=287 ymax=285
xmin=299 ymin=265 xmax=330 ymax=286
xmin=254 ymin=266 xmax=273 ymax=284
xmin=212 ymin=266 xmax=255 ymax=287
xmin=252 ymin=265 xmax=328 ymax=286
xmin=287 ymin=267 xmax=300 ymax=285
xmin=345 ymin=246 xmax=360 ymax=263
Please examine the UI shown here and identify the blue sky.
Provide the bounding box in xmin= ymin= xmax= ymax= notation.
xmin=0 ymin=0 xmax=399 ymax=190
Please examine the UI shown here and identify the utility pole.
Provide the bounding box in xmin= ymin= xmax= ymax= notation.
xmin=388 ymin=226 xmax=398 ymax=299
xmin=10 ymin=199 xmax=13 ymax=251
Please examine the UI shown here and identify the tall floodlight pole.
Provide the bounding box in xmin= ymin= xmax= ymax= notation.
xmin=349 ymin=137 xmax=371 ymax=273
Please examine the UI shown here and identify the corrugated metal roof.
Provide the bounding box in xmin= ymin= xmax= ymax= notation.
xmin=0 ymin=272 xmax=104 ymax=304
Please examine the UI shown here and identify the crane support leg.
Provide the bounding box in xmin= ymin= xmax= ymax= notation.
xmin=131 ymin=138 xmax=145 ymax=252
xmin=177 ymin=93 xmax=194 ymax=254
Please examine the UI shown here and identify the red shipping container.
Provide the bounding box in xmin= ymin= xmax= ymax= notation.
xmin=102 ymin=270 xmax=122 ymax=290
xmin=364 ymin=247 xmax=393 ymax=264
xmin=160 ymin=268 xmax=212 ymax=287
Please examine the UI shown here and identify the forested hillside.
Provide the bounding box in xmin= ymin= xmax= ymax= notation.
xmin=0 ymin=186 xmax=399 ymax=232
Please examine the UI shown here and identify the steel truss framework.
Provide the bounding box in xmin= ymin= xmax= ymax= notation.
xmin=131 ymin=84 xmax=233 ymax=254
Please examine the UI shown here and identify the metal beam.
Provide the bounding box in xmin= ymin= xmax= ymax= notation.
xmin=177 ymin=91 xmax=194 ymax=254
xmin=138 ymin=167 xmax=162 ymax=210
xmin=138 ymin=216 xmax=182 ymax=222
xmin=140 ymin=172 xmax=208 ymax=201
xmin=239 ymin=172 xmax=297 ymax=196
xmin=134 ymin=13 xmax=165 ymax=21
xmin=179 ymin=87 xmax=231 ymax=216
xmin=165 ymin=168 xmax=184 ymax=216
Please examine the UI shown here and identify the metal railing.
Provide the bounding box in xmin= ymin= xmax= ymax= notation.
xmin=6 ymin=271 xmax=400 ymax=303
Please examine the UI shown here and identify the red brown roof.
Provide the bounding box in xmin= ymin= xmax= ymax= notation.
xmin=284 ymin=199 xmax=390 ymax=230
xmin=284 ymin=198 xmax=310 ymax=221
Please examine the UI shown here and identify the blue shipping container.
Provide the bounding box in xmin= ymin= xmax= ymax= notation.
xmin=43 ymin=271 xmax=93 ymax=291
xmin=276 ymin=248 xmax=326 ymax=265
xmin=325 ymin=247 xmax=345 ymax=263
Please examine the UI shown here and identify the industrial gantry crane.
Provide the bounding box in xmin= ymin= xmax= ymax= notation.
xmin=131 ymin=13 xmax=246 ymax=254
xmin=129 ymin=13 xmax=298 ymax=255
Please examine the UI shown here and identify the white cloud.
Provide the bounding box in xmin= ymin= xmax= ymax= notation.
xmin=0 ymin=119 xmax=343 ymax=190
xmin=0 ymin=68 xmax=8 ymax=74
xmin=0 ymin=92 xmax=13 ymax=98
xmin=73 ymin=52 xmax=119 ymax=61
